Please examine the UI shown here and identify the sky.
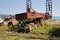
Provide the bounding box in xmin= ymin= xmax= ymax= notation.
xmin=0 ymin=0 xmax=60 ymax=16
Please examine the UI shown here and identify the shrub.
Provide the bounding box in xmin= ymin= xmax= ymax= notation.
xmin=49 ymin=27 xmax=60 ymax=37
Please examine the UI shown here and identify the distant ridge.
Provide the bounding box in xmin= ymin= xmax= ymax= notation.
xmin=52 ymin=16 xmax=60 ymax=20
xmin=0 ymin=14 xmax=8 ymax=18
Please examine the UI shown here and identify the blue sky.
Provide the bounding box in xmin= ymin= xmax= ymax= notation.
xmin=0 ymin=0 xmax=60 ymax=16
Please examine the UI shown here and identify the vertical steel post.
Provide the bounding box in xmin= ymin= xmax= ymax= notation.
xmin=26 ymin=0 xmax=31 ymax=12
xmin=46 ymin=0 xmax=52 ymax=17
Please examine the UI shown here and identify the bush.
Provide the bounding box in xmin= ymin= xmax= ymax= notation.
xmin=49 ymin=27 xmax=60 ymax=37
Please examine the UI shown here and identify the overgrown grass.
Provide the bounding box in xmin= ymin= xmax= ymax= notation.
xmin=0 ymin=20 xmax=60 ymax=40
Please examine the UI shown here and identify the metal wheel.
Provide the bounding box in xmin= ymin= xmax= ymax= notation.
xmin=8 ymin=22 xmax=13 ymax=31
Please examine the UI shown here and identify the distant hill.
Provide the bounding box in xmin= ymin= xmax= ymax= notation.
xmin=52 ymin=16 xmax=60 ymax=20
xmin=0 ymin=14 xmax=8 ymax=18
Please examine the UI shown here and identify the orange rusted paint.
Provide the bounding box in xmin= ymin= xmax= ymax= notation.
xmin=15 ymin=12 xmax=46 ymax=20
